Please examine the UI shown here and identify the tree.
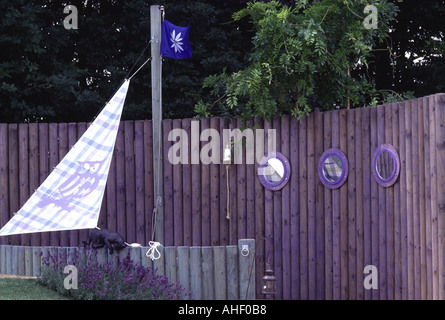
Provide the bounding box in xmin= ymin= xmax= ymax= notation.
xmin=196 ymin=0 xmax=402 ymax=120
xmin=0 ymin=0 xmax=252 ymax=123
xmin=372 ymin=0 xmax=445 ymax=98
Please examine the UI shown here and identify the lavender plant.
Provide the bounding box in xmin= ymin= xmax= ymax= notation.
xmin=38 ymin=247 xmax=189 ymax=300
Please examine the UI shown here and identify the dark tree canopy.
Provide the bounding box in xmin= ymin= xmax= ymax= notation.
xmin=0 ymin=0 xmax=252 ymax=123
xmin=0 ymin=0 xmax=443 ymax=123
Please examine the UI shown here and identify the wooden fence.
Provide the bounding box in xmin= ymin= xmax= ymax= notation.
xmin=1 ymin=93 xmax=445 ymax=299
xmin=0 ymin=239 xmax=255 ymax=300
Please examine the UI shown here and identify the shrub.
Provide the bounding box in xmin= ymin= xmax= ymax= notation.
xmin=38 ymin=247 xmax=189 ymax=300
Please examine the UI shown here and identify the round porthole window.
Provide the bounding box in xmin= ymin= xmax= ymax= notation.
xmin=318 ymin=148 xmax=348 ymax=189
xmin=372 ymin=144 xmax=400 ymax=187
xmin=258 ymin=152 xmax=291 ymax=191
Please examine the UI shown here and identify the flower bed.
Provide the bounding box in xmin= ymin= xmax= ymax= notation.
xmin=38 ymin=247 xmax=189 ymax=300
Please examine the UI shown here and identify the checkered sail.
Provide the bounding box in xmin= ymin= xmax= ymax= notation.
xmin=0 ymin=80 xmax=130 ymax=236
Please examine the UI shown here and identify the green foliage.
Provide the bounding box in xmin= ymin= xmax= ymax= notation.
xmin=0 ymin=0 xmax=252 ymax=122
xmin=199 ymin=0 xmax=401 ymax=120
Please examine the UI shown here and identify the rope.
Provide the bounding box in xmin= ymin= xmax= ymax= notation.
xmin=146 ymin=241 xmax=162 ymax=261
xmin=127 ymin=57 xmax=152 ymax=81
xmin=125 ymin=42 xmax=151 ymax=80
xmin=146 ymin=196 xmax=163 ymax=260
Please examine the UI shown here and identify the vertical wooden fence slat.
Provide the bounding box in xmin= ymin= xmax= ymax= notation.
xmin=182 ymin=119 xmax=192 ymax=247
xmin=245 ymin=119 xmax=255 ymax=242
xmin=289 ymin=115 xmax=300 ymax=300
xmin=0 ymin=124 xmax=8 ymax=246
xmin=331 ymin=110 xmax=341 ymax=300
xmin=417 ymin=99 xmax=427 ymax=300
xmin=423 ymin=97 xmax=433 ymax=300
xmin=254 ymin=117 xmax=265 ymax=299
xmin=38 ymin=123 xmax=50 ymax=246
xmin=405 ymin=101 xmax=415 ymax=299
xmin=78 ymin=123 xmax=89 ymax=244
xmin=58 ymin=123 xmax=69 ymax=246
xmin=377 ymin=105 xmax=387 ymax=300
xmin=11 ymin=246 xmax=18 ymax=275
xmin=201 ymin=119 xmax=211 ymax=246
xmin=273 ymin=117 xmax=282 ymax=299
xmin=307 ymin=113 xmax=316 ymax=300
xmin=105 ymin=124 xmax=117 ymax=232
xmin=228 ymin=119 xmax=238 ymax=245
xmin=144 ymin=120 xmax=154 ymax=245
xmin=177 ymin=246 xmax=190 ymax=299
xmin=236 ymin=118 xmax=247 ymax=241
xmin=5 ymin=245 xmax=12 ymax=274
xmin=340 ymin=109 xmax=349 ymax=300
xmin=299 ymin=115 xmax=308 ymax=299
xmin=398 ymin=101 xmax=408 ymax=300
xmin=124 ymin=121 xmax=136 ymax=244
xmin=210 ymin=117 xmax=220 ymax=246
xmin=219 ymin=118 xmax=229 ymax=245
xmin=369 ymin=106 xmax=379 ymax=300
xmin=24 ymin=246 xmax=32 ymax=276
xmin=263 ymin=117 xmax=274 ymax=286
xmin=48 ymin=123 xmax=59 ymax=246
xmin=323 ymin=110 xmax=332 ymax=300
xmin=392 ymin=104 xmax=402 ymax=300
xmin=115 ymin=122 xmax=126 ymax=240
xmin=134 ymin=121 xmax=145 ymax=245
xmin=189 ymin=246 xmax=202 ymax=300
xmin=213 ymin=246 xmax=227 ymax=299
xmin=172 ymin=119 xmax=183 ymax=246
xmin=238 ymin=239 xmax=255 ymax=300
xmin=66 ymin=123 xmax=77 ymax=246
xmin=347 ymin=109 xmax=356 ymax=300
xmin=411 ymin=99 xmax=421 ymax=300
xmin=0 ymin=246 xmax=6 ymax=273
xmin=164 ymin=246 xmax=177 ymax=283
xmin=9 ymin=124 xmax=19 ymax=246
xmin=434 ymin=94 xmax=445 ymax=299
xmin=226 ymin=245 xmax=239 ymax=300
xmin=429 ymin=94 xmax=439 ymax=299
xmin=191 ymin=120 xmax=202 ymax=246
xmin=385 ymin=104 xmax=395 ymax=300
xmin=201 ymin=246 xmax=215 ymax=300
xmin=32 ymin=247 xmax=41 ymax=276
xmin=362 ymin=108 xmax=375 ymax=300
xmin=163 ymin=119 xmax=174 ymax=246
xmin=18 ymin=124 xmax=30 ymax=246
xmin=313 ymin=111 xmax=324 ymax=300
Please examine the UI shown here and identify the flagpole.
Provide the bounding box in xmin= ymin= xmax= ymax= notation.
xmin=150 ymin=4 xmax=164 ymax=245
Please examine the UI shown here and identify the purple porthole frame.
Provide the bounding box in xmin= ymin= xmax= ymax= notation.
xmin=318 ymin=148 xmax=349 ymax=190
xmin=257 ymin=152 xmax=291 ymax=191
xmin=372 ymin=144 xmax=400 ymax=187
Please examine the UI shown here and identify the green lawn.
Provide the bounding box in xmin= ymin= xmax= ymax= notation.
xmin=0 ymin=277 xmax=70 ymax=300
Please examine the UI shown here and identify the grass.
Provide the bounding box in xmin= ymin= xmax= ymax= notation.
xmin=0 ymin=277 xmax=71 ymax=300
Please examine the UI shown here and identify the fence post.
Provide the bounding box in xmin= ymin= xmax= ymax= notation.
xmin=238 ymin=239 xmax=256 ymax=300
